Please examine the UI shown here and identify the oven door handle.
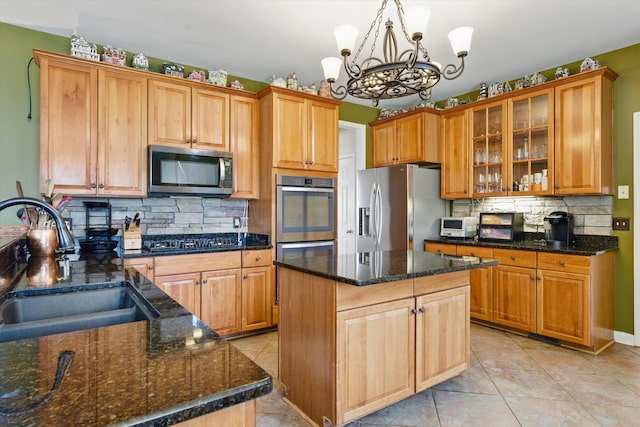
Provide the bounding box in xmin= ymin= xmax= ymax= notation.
xmin=281 ymin=186 xmax=334 ymax=193
xmin=280 ymin=241 xmax=334 ymax=249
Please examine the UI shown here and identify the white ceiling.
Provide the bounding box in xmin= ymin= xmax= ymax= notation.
xmin=2 ymin=0 xmax=639 ymax=109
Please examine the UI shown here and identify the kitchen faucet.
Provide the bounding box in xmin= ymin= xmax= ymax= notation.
xmin=0 ymin=197 xmax=76 ymax=252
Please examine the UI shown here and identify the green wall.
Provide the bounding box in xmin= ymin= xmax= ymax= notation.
xmin=0 ymin=22 xmax=637 ymax=334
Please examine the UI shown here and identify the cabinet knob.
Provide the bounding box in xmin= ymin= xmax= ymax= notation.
xmin=90 ymin=183 xmax=96 ymax=189
xmin=470 ymin=252 xmax=475 ymax=257
xmin=463 ymin=189 xmax=468 ymax=194
xmin=148 ymin=265 xmax=154 ymax=270
xmin=243 ymin=274 xmax=248 ymax=279
xmin=309 ymin=160 xmax=314 ymax=165
xmin=202 ymin=279 xmax=208 ymax=284
xmin=510 ymin=255 xmax=516 ymax=261
xmin=255 ymin=256 xmax=261 ymax=261
xmin=192 ymin=139 xmax=197 ymax=144
xmin=530 ymin=275 xmax=535 ymax=280
xmin=411 ymin=308 xmax=418 ymax=315
xmin=98 ymin=183 xmax=105 ymax=189
xmin=186 ymin=139 xmax=191 ymax=144
xmin=537 ymin=276 xmax=541 ymax=281
xmin=554 ymin=185 xmax=560 ymax=189
xmin=419 ymin=307 xmax=425 ymax=313
xmin=559 ymin=260 xmax=565 ymax=266
xmin=196 ymin=280 xmax=200 ymax=285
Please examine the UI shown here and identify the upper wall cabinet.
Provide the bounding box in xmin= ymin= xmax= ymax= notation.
xmin=440 ymin=108 xmax=470 ymax=199
xmin=440 ymin=67 xmax=616 ymax=200
xmin=258 ymin=86 xmax=340 ymax=173
xmin=554 ymin=68 xmax=617 ymax=195
xmin=370 ymin=109 xmax=440 ymax=167
xmin=36 ymin=50 xmax=147 ymax=197
xmin=230 ymin=95 xmax=260 ymax=199
xmin=148 ymin=79 xmax=230 ymax=151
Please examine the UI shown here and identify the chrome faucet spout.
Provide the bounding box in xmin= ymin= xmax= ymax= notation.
xmin=0 ymin=197 xmax=76 ymax=253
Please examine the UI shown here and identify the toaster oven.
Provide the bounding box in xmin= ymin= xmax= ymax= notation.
xmin=440 ymin=217 xmax=478 ymax=238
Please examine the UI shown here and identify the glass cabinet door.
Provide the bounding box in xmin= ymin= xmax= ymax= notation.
xmin=472 ymin=101 xmax=507 ymax=197
xmin=509 ymin=89 xmax=553 ymax=195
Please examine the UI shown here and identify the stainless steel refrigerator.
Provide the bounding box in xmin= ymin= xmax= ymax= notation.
xmin=357 ymin=164 xmax=445 ymax=252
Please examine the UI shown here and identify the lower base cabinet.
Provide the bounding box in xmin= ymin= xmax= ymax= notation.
xmin=149 ymin=250 xmax=272 ymax=336
xmin=426 ymin=242 xmax=614 ymax=353
xmin=279 ymin=267 xmax=470 ymax=426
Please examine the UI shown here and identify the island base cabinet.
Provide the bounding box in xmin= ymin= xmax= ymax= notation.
xmin=416 ymin=286 xmax=470 ymax=392
xmin=172 ymin=400 xmax=256 ymax=427
xmin=336 ymin=298 xmax=415 ymax=424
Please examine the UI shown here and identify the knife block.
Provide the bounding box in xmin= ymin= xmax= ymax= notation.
xmin=122 ymin=224 xmax=142 ymax=250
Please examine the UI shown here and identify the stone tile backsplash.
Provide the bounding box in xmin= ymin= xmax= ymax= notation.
xmin=62 ymin=197 xmax=249 ymax=238
xmin=452 ymin=195 xmax=613 ymax=235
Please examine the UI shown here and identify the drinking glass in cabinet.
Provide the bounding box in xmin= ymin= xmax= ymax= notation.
xmin=475 ymin=148 xmax=486 ymax=164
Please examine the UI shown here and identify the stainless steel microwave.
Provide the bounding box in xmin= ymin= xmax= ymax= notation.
xmin=148 ymin=145 xmax=233 ymax=197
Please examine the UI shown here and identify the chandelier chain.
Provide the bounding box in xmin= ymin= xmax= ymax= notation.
xmin=353 ymin=0 xmax=388 ymax=64
xmin=395 ymin=0 xmax=430 ymax=61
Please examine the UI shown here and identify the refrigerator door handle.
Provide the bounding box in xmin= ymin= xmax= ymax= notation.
xmin=375 ymin=184 xmax=383 ymax=247
xmin=369 ymin=183 xmax=377 ymax=239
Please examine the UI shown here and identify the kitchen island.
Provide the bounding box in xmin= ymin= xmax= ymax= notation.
xmin=0 ymin=246 xmax=272 ymax=426
xmin=274 ymin=250 xmax=497 ymax=427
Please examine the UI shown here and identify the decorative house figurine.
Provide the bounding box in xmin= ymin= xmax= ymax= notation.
xmin=286 ymin=72 xmax=298 ymax=90
xmin=70 ymin=30 xmax=100 ymax=62
xmin=102 ymin=45 xmax=127 ymax=66
xmin=162 ymin=63 xmax=184 ymax=78
xmin=229 ymin=79 xmax=244 ymax=90
xmin=132 ymin=52 xmax=149 ymax=70
xmin=319 ymin=80 xmax=331 ymax=98
xmin=270 ymin=75 xmax=287 ymax=88
xmin=209 ymin=69 xmax=227 ymax=86
xmin=503 ymin=81 xmax=512 ymax=93
xmin=478 ymin=82 xmax=488 ymax=100
xmin=530 ymin=72 xmax=547 ymax=86
xmin=188 ymin=70 xmax=207 ymax=82
xmin=555 ymin=67 xmax=570 ymax=79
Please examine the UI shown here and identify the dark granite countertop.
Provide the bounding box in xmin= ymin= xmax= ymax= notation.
xmin=0 ymin=255 xmax=272 ymax=426
xmin=274 ymin=250 xmax=498 ymax=286
xmin=425 ymin=233 xmax=619 ymax=256
xmin=120 ymin=232 xmax=271 ymax=259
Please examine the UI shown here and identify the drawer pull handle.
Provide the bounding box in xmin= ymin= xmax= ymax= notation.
xmin=559 ymin=260 xmax=565 ymax=266
xmin=510 ymin=256 xmax=516 ymax=261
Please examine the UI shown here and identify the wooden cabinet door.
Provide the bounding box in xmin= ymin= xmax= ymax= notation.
xmin=308 ymin=99 xmax=338 ymax=172
xmin=537 ymin=270 xmax=590 ymax=345
xmin=554 ymin=72 xmax=614 ymax=195
xmin=230 ymin=95 xmax=259 ymax=199
xmin=241 ymin=266 xmax=271 ymax=331
xmin=154 ymin=272 xmax=201 ymax=316
xmin=192 ymin=88 xmax=229 ymax=151
xmin=148 ymin=79 xmax=191 ymax=147
xmin=493 ymin=265 xmax=537 ymax=332
xmin=457 ymin=246 xmax=493 ymax=322
xmin=273 ymin=92 xmax=306 ymax=169
xmin=336 ymin=298 xmax=415 ymax=425
xmin=440 ymin=109 xmax=470 ymax=199
xmin=98 ymin=69 xmax=147 ymax=196
xmin=415 ymin=286 xmax=470 ymax=392
xmin=200 ymin=268 xmax=242 ymax=335
xmin=39 ymin=58 xmax=98 ymax=195
xmin=395 ymin=113 xmax=424 ymax=164
xmin=371 ymin=121 xmax=396 ymax=167
xmin=123 ymin=257 xmax=155 ymax=282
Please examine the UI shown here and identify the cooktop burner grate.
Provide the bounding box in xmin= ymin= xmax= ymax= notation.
xmin=143 ymin=236 xmax=238 ymax=252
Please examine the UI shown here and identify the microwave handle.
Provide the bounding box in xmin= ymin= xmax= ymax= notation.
xmin=219 ymin=157 xmax=226 ymax=187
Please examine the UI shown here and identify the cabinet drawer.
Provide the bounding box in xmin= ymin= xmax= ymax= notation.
xmin=537 ymin=252 xmax=591 ymax=275
xmin=456 ymin=246 xmax=492 ymax=258
xmin=242 ymin=249 xmax=272 ymax=267
xmin=425 ymin=243 xmax=457 ymax=255
xmin=492 ymin=248 xmax=536 ymax=268
xmin=154 ymin=251 xmax=242 ymax=276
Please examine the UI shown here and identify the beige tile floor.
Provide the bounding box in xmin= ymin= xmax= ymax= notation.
xmin=230 ymin=324 xmax=640 ymax=426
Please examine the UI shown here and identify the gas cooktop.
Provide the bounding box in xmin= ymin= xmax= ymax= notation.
xmin=142 ymin=236 xmax=239 ymax=253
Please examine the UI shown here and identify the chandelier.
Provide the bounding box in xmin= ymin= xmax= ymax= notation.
xmin=321 ymin=0 xmax=473 ymax=106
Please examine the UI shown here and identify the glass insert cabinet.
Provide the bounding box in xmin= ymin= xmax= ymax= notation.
xmin=470 ymin=88 xmax=553 ymax=197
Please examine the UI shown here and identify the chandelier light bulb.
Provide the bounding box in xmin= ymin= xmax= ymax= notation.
xmin=334 ymin=24 xmax=359 ymax=55
xmin=448 ymin=26 xmax=474 ymax=57
xmin=405 ymin=5 xmax=431 ymax=40
xmin=321 ymin=57 xmax=342 ymax=81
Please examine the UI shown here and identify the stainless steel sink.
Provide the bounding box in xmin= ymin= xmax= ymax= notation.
xmin=0 ymin=283 xmax=159 ymax=342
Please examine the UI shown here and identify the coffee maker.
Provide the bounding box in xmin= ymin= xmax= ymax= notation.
xmin=543 ymin=211 xmax=574 ymax=248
